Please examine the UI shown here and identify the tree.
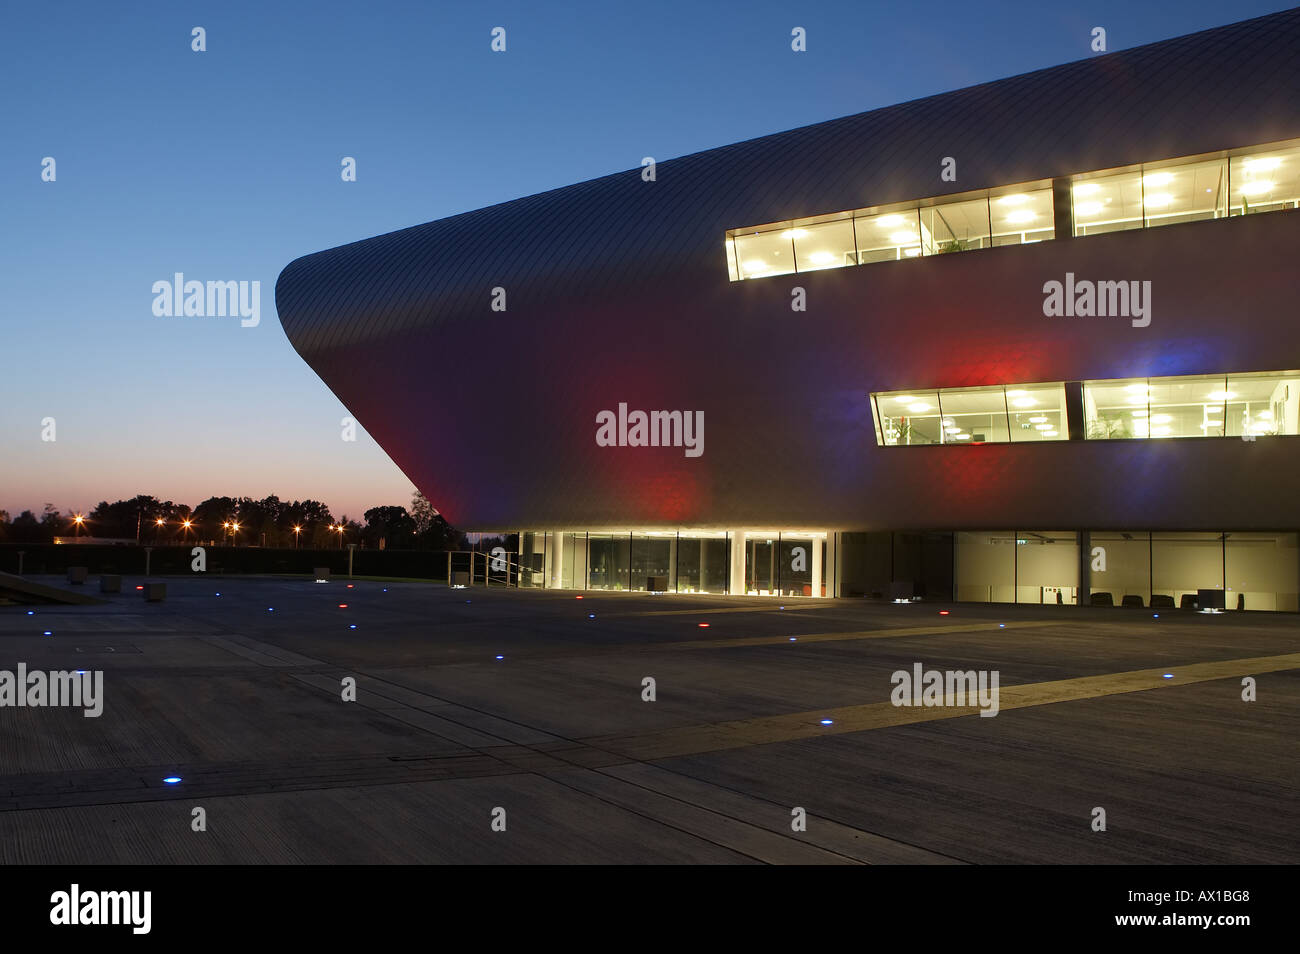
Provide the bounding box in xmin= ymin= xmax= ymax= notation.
xmin=410 ymin=489 xmax=438 ymax=535
xmin=363 ymin=506 xmax=416 ymax=550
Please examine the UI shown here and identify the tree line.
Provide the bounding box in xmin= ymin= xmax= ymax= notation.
xmin=0 ymin=490 xmax=464 ymax=551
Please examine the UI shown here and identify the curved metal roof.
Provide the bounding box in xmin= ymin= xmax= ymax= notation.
xmin=277 ymin=8 xmax=1300 ymax=354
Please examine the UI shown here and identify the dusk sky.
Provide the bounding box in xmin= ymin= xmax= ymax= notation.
xmin=2 ymin=0 xmax=1285 ymax=522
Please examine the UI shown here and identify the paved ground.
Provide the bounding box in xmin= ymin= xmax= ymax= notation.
xmin=0 ymin=576 xmax=1296 ymax=864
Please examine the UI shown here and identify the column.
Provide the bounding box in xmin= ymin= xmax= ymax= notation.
xmin=811 ymin=536 xmax=823 ymax=598
xmin=729 ymin=531 xmax=746 ymax=595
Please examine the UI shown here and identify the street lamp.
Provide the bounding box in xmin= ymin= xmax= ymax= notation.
xmin=72 ymin=514 xmax=85 ymax=539
xmin=181 ymin=519 xmax=193 ymax=543
xmin=332 ymin=524 xmax=344 ymax=550
xmin=155 ymin=517 xmax=165 ymax=543
xmin=293 ymin=525 xmax=302 ymax=549
xmin=230 ymin=521 xmax=240 ymax=547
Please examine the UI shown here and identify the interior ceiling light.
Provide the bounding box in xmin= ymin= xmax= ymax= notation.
xmin=907 ymin=402 xmax=931 ymax=413
xmin=1238 ymin=180 xmax=1274 ymax=196
xmin=1028 ymin=416 xmax=1048 ymax=423
xmin=876 ymin=214 xmax=906 ymax=227
xmin=1124 ymin=383 xmax=1149 ymax=393
xmin=893 ymin=395 xmax=916 ymax=403
xmin=953 ymin=433 xmax=971 ymax=440
xmin=1034 ymin=423 xmax=1053 ymax=430
xmin=944 ymin=426 xmax=962 ymax=434
xmin=1075 ymin=201 xmax=1103 ymax=216
xmin=742 ymin=260 xmax=769 ymax=272
xmin=1043 ymin=430 xmax=1059 ymax=436
xmin=941 ymin=418 xmax=954 ymax=426
xmin=997 ymin=193 xmax=1030 ymax=205
xmin=780 ymin=228 xmax=809 ymax=239
xmin=1072 ymin=183 xmax=1101 ymax=196
xmin=1012 ymin=397 xmax=1037 ymax=408
xmin=1258 ymin=410 xmax=1275 ymax=420
xmin=808 ymin=251 xmax=836 ymax=265
xmin=1006 ymin=389 xmax=1028 ymax=397
xmin=1243 ymin=156 xmax=1282 ymax=172
xmin=1150 ymin=413 xmax=1173 ymax=424
xmin=1143 ymin=172 xmax=1175 ymax=187
xmin=1207 ymin=390 xmax=1236 ymax=401
xmin=1006 ymin=210 xmax=1037 ymax=224
xmin=1131 ymin=410 xmax=1148 ymax=418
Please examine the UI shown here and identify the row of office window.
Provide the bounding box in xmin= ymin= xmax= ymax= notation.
xmin=955 ymin=531 xmax=1298 ymax=613
xmin=871 ymin=370 xmax=1300 ymax=445
xmin=725 ymin=137 xmax=1300 ymax=281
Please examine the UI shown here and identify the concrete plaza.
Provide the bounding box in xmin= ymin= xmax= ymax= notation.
xmin=0 ymin=577 xmax=1295 ymax=864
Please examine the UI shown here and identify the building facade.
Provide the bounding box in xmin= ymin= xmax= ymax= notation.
xmin=276 ymin=10 xmax=1300 ymax=610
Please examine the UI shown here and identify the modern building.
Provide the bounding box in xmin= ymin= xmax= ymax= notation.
xmin=277 ymin=9 xmax=1300 ymax=610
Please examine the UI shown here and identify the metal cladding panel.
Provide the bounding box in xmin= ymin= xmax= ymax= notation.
xmin=276 ymin=10 xmax=1300 ymax=530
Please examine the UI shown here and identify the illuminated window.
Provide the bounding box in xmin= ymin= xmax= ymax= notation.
xmin=989 ymin=186 xmax=1054 ymax=246
xmin=1230 ymin=141 xmax=1300 ymax=216
xmin=728 ymin=138 xmax=1300 ymax=281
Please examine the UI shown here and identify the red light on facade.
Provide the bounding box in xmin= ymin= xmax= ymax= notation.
xmin=338 ymin=604 xmax=348 ymax=608
xmin=698 ymin=622 xmax=710 ymax=628
xmin=939 ymin=610 xmax=950 ymax=615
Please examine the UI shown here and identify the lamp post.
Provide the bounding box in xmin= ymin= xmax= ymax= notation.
xmin=155 ymin=517 xmax=165 ymax=544
xmin=293 ymin=526 xmax=302 ymax=550
xmin=72 ymin=514 xmax=85 ymax=539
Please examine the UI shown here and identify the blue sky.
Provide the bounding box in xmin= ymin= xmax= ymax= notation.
xmin=2 ymin=0 xmax=1287 ymax=521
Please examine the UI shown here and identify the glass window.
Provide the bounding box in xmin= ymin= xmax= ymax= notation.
xmin=792 ymin=213 xmax=857 ymax=272
xmin=1230 ymin=140 xmax=1300 ymax=216
xmin=1152 ymin=532 xmax=1223 ymax=609
xmin=519 ymin=532 xmax=545 ymax=587
xmin=1146 ymin=374 xmax=1227 ymax=439
xmin=724 ymin=238 xmax=738 ymax=281
xmin=1083 ymin=378 xmax=1147 ymax=439
xmin=1225 ymin=532 xmax=1299 ymax=612
xmin=989 ymin=187 xmax=1054 ymax=246
xmin=1015 ymin=532 xmax=1079 ymax=604
xmin=587 ymin=533 xmax=630 ymax=590
xmin=1224 ymin=371 xmax=1300 ymax=438
xmin=733 ymin=225 xmax=797 ymax=279
xmin=954 ymin=531 xmax=1015 ymax=603
xmin=1072 ymin=167 xmax=1143 ymax=236
xmin=1141 ymin=156 xmax=1228 ymax=227
xmin=676 ymin=532 xmax=728 ymax=593
xmin=855 ymin=207 xmax=922 ymax=264
xmin=876 ymin=389 xmax=943 ymax=445
xmin=630 ymin=533 xmax=675 ymax=592
xmin=921 ymin=197 xmax=991 ymax=254
xmin=1089 ymin=531 xmax=1151 ymax=607
xmin=744 ymin=533 xmax=778 ymax=595
xmin=937 ymin=386 xmax=1009 ymax=443
xmin=776 ymin=534 xmax=827 ymax=597
xmin=1007 ymin=383 xmax=1067 ymax=442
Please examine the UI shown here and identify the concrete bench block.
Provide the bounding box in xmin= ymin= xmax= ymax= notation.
xmin=99 ymin=574 xmax=122 ymax=594
xmin=144 ymin=582 xmax=166 ymax=602
xmin=313 ymin=567 xmax=330 ymax=582
xmin=67 ymin=566 xmax=88 ymax=585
